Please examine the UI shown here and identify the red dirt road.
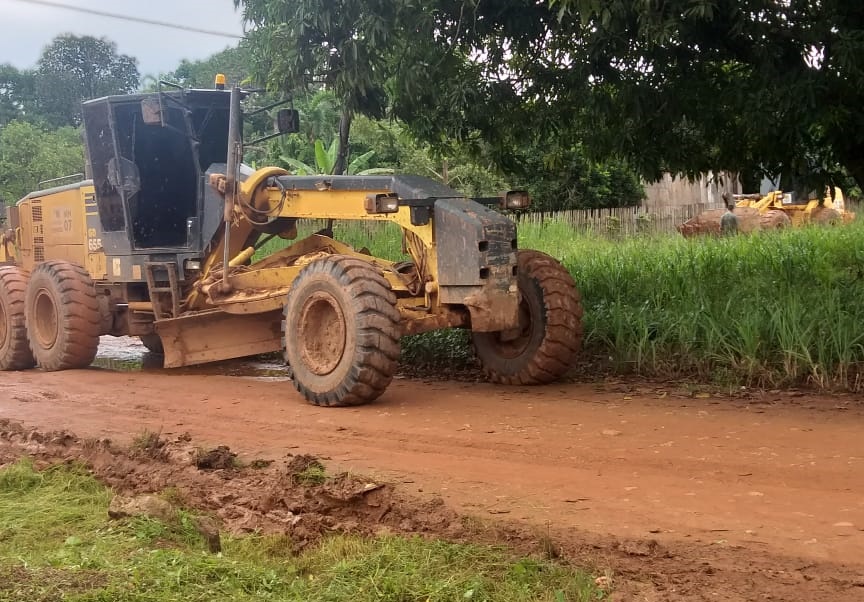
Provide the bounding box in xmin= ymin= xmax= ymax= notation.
xmin=2 ymin=365 xmax=864 ymax=600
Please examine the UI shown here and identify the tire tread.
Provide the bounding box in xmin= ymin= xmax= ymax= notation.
xmin=25 ymin=260 xmax=100 ymax=371
xmin=0 ymin=266 xmax=36 ymax=370
xmin=476 ymin=250 xmax=583 ymax=385
xmin=283 ymin=255 xmax=401 ymax=407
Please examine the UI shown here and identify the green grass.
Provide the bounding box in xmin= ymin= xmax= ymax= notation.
xmin=530 ymin=219 xmax=864 ymax=389
xmin=0 ymin=460 xmax=605 ymax=601
xmin=292 ymin=462 xmax=327 ymax=486
xmin=258 ymin=216 xmax=864 ymax=390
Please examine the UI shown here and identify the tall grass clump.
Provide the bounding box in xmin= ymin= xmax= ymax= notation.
xmin=521 ymin=218 xmax=864 ymax=389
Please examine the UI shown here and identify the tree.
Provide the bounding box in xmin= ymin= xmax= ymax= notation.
xmin=164 ymin=45 xmax=253 ymax=89
xmin=204 ymin=13 xmax=644 ymax=208
xmin=0 ymin=65 xmax=36 ymax=127
xmin=536 ymin=1 xmax=864 ymax=191
xmin=35 ymin=35 xmax=139 ymax=127
xmin=0 ymin=121 xmax=84 ymax=203
xmin=235 ymin=0 xmax=406 ymax=174
xmin=370 ymin=0 xmax=864 ymax=192
xmin=280 ymin=139 xmax=378 ymax=175
xmin=506 ymin=141 xmax=644 ymax=211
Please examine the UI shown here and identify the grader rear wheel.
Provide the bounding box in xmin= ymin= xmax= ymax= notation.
xmin=810 ymin=206 xmax=842 ymax=225
xmin=0 ymin=266 xmax=36 ymax=370
xmin=25 ymin=260 xmax=100 ymax=371
xmin=282 ymin=255 xmax=401 ymax=407
xmin=473 ymin=250 xmax=583 ymax=385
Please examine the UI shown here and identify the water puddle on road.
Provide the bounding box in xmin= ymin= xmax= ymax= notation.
xmin=92 ymin=336 xmax=292 ymax=381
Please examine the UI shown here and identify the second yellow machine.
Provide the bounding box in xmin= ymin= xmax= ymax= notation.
xmin=0 ymin=81 xmax=583 ymax=406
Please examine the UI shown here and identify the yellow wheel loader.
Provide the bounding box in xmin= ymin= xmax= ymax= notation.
xmin=678 ymin=187 xmax=854 ymax=237
xmin=0 ymin=81 xmax=583 ymax=406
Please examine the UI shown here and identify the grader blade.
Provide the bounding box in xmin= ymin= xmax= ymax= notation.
xmin=156 ymin=309 xmax=283 ymax=368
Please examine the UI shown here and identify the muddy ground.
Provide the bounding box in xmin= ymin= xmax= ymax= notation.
xmin=1 ymin=337 xmax=864 ymax=601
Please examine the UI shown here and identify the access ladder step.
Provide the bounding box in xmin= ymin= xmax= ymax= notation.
xmin=143 ymin=261 xmax=182 ymax=320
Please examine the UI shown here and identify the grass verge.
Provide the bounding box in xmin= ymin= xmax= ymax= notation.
xmin=528 ymin=219 xmax=864 ymax=390
xmin=259 ymin=217 xmax=864 ymax=390
xmin=0 ymin=459 xmax=605 ymax=601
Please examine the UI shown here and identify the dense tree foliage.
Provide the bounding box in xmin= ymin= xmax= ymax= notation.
xmin=267 ymin=92 xmax=510 ymax=196
xmin=236 ymin=0 xmax=864 ymax=193
xmin=345 ymin=0 xmax=862 ymax=193
xmin=544 ymin=0 xmax=864 ymax=191
xmin=1 ymin=35 xmax=139 ymax=128
xmin=236 ymin=0 xmax=401 ymax=174
xmin=35 ymin=35 xmax=139 ymax=127
xmin=0 ymin=35 xmax=133 ymax=203
xmin=507 ymin=142 xmax=644 ymax=211
xmin=162 ymin=45 xmax=253 ymax=90
xmin=233 ymin=1 xmax=644 ymax=206
xmin=0 ymin=120 xmax=83 ymax=203
xmin=0 ymin=65 xmax=37 ymax=127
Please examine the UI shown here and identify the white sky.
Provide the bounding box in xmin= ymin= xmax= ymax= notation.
xmin=0 ymin=0 xmax=246 ymax=78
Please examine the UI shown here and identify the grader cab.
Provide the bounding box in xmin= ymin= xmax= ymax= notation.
xmin=0 ymin=81 xmax=583 ymax=406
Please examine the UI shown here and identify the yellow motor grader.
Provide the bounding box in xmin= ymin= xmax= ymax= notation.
xmin=0 ymin=80 xmax=583 ymax=406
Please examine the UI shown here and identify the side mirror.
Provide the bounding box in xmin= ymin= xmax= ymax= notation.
xmin=275 ymin=108 xmax=300 ymax=134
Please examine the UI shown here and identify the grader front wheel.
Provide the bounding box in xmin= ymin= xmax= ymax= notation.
xmin=473 ymin=250 xmax=583 ymax=385
xmin=282 ymin=255 xmax=401 ymax=407
xmin=0 ymin=266 xmax=36 ymax=370
xmin=25 ymin=260 xmax=100 ymax=371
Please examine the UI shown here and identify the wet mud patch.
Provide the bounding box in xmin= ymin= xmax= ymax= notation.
xmin=92 ymin=335 xmax=481 ymax=382
xmin=195 ymin=445 xmax=237 ymax=470
xmin=0 ymin=419 xmax=462 ymax=553
xmin=1 ymin=418 xmax=862 ymax=602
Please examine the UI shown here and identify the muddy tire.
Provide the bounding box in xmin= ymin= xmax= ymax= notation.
xmin=760 ymin=210 xmax=791 ymax=230
xmin=810 ymin=206 xmax=842 ymax=225
xmin=139 ymin=334 xmax=164 ymax=355
xmin=0 ymin=266 xmax=36 ymax=370
xmin=473 ymin=250 xmax=583 ymax=385
xmin=282 ymin=255 xmax=401 ymax=407
xmin=25 ymin=260 xmax=100 ymax=371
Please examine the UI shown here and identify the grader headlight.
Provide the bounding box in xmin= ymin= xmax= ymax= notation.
xmin=365 ymin=193 xmax=400 ymax=214
xmin=500 ymin=190 xmax=531 ymax=210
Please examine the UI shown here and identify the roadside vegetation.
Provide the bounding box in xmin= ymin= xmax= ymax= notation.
xmin=542 ymin=219 xmax=864 ymax=390
xmin=264 ymin=218 xmax=864 ymax=391
xmin=0 ymin=459 xmax=604 ymax=602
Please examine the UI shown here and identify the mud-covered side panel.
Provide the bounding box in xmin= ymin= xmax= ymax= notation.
xmin=434 ymin=199 xmax=517 ymax=287
xmin=434 ymin=199 xmax=519 ymax=331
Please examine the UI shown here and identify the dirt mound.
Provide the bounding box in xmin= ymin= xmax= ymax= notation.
xmin=285 ymin=453 xmax=323 ymax=476
xmin=678 ymin=207 xmax=761 ymax=237
xmin=0 ymin=420 xmax=462 ymax=551
xmin=195 ymin=445 xmax=237 ymax=470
